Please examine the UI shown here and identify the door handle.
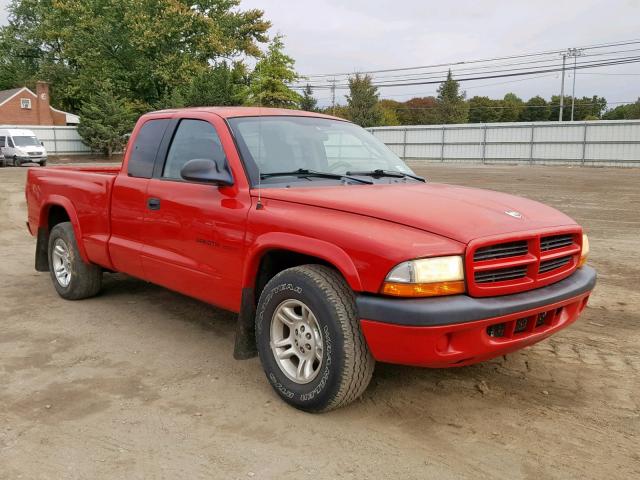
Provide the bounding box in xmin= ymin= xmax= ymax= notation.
xmin=147 ymin=197 xmax=161 ymax=210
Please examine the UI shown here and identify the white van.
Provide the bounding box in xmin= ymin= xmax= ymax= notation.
xmin=0 ymin=129 xmax=48 ymax=166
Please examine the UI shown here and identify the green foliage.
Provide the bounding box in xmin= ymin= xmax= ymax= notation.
xmin=377 ymin=100 xmax=401 ymax=126
xmin=397 ymin=97 xmax=439 ymax=125
xmin=322 ymin=104 xmax=351 ymax=121
xmin=436 ymin=70 xmax=469 ymax=124
xmin=603 ymin=99 xmax=640 ymax=120
xmin=0 ymin=0 xmax=270 ymax=112
xmin=178 ymin=61 xmax=248 ymax=108
xmin=346 ymin=73 xmax=383 ymax=127
xmin=499 ymin=93 xmax=524 ymax=122
xmin=299 ymin=84 xmax=318 ymax=112
xmin=520 ymin=96 xmax=550 ymax=122
xmin=77 ymin=84 xmax=137 ymax=156
xmin=245 ymin=35 xmax=301 ymax=108
xmin=467 ymin=96 xmax=501 ymax=123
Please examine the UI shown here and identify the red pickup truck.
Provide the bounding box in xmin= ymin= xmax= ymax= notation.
xmin=26 ymin=107 xmax=596 ymax=412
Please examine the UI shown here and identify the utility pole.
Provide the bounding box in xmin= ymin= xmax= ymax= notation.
xmin=558 ymin=53 xmax=567 ymax=122
xmin=329 ymin=78 xmax=337 ymax=115
xmin=569 ymin=47 xmax=584 ymax=121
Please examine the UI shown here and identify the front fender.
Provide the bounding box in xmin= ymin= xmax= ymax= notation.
xmin=243 ymin=231 xmax=363 ymax=291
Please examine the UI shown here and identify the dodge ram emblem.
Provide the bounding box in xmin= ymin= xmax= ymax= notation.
xmin=505 ymin=210 xmax=523 ymax=219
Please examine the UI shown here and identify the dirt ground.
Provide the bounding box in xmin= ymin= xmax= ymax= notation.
xmin=1 ymin=161 xmax=638 ymax=480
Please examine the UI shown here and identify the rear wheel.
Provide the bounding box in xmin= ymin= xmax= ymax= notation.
xmin=255 ymin=265 xmax=374 ymax=412
xmin=48 ymin=222 xmax=102 ymax=299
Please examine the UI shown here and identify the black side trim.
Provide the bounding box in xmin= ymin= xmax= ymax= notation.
xmin=356 ymin=266 xmax=596 ymax=327
xmin=233 ymin=287 xmax=258 ymax=359
xmin=35 ymin=227 xmax=49 ymax=272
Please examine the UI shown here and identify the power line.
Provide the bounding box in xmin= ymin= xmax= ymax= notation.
xmin=294 ymin=56 xmax=640 ymax=90
xmin=300 ymin=38 xmax=640 ymax=79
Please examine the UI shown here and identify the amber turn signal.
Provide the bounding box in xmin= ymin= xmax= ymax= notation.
xmin=381 ymin=280 xmax=466 ymax=297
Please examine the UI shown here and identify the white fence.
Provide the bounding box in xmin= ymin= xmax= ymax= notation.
xmin=0 ymin=125 xmax=91 ymax=155
xmin=369 ymin=120 xmax=640 ymax=167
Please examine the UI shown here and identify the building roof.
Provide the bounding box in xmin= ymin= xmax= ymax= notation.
xmin=0 ymin=87 xmax=31 ymax=106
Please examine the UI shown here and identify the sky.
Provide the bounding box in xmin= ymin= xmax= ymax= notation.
xmin=2 ymin=0 xmax=639 ymax=108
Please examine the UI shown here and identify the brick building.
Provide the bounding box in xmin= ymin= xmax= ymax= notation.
xmin=0 ymin=81 xmax=78 ymax=126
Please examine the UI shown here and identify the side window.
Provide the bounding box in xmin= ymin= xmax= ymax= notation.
xmin=162 ymin=119 xmax=226 ymax=180
xmin=0 ymin=136 xmax=5 ymax=148
xmin=7 ymin=137 xmax=14 ymax=148
xmin=127 ymin=119 xmax=169 ymax=178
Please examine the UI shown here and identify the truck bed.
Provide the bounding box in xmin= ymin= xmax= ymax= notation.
xmin=26 ymin=165 xmax=120 ymax=269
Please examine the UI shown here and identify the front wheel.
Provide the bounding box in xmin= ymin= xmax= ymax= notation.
xmin=48 ymin=222 xmax=102 ymax=299
xmin=12 ymin=156 xmax=19 ymax=167
xmin=255 ymin=265 xmax=374 ymax=412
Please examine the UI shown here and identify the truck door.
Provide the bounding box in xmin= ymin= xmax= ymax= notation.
xmin=141 ymin=116 xmax=251 ymax=312
xmin=109 ymin=118 xmax=171 ymax=279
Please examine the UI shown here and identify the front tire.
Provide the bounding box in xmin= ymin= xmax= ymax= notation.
xmin=12 ymin=156 xmax=19 ymax=167
xmin=256 ymin=265 xmax=374 ymax=412
xmin=48 ymin=222 xmax=102 ymax=299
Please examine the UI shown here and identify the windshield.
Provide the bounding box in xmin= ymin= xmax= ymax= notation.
xmin=13 ymin=136 xmax=41 ymax=147
xmin=228 ymin=116 xmax=415 ymax=185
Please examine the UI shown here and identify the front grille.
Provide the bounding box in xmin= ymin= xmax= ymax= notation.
xmin=29 ymin=151 xmax=43 ymax=156
xmin=467 ymin=230 xmax=581 ymax=297
xmin=474 ymin=241 xmax=528 ymax=261
xmin=540 ymin=234 xmax=573 ymax=251
xmin=539 ymin=256 xmax=571 ymax=274
xmin=475 ymin=266 xmax=527 ymax=283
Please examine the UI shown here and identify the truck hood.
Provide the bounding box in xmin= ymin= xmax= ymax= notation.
xmin=257 ymin=183 xmax=577 ymax=244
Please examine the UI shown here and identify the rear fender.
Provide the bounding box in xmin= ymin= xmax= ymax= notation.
xmin=37 ymin=196 xmax=89 ymax=263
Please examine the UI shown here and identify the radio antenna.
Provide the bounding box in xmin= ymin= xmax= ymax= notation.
xmin=256 ymin=53 xmax=264 ymax=210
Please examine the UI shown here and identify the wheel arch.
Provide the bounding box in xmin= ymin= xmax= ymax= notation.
xmin=233 ymin=232 xmax=363 ymax=361
xmin=243 ymin=232 xmax=363 ymax=296
xmin=35 ymin=196 xmax=89 ymax=271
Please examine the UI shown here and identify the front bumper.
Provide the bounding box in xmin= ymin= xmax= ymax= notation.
xmin=357 ymin=266 xmax=596 ymax=367
xmin=16 ymin=155 xmax=47 ymax=164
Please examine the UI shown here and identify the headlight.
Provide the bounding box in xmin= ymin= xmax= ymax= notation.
xmin=578 ymin=233 xmax=589 ymax=267
xmin=381 ymin=256 xmax=465 ymax=297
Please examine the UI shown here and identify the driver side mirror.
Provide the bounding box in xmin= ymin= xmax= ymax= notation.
xmin=180 ymin=158 xmax=234 ymax=186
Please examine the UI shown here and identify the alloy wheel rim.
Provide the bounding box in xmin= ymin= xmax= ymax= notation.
xmin=270 ymin=299 xmax=324 ymax=384
xmin=52 ymin=238 xmax=72 ymax=287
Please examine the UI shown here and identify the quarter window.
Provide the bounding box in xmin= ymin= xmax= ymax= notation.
xmin=163 ymin=119 xmax=226 ymax=180
xmin=127 ymin=119 xmax=169 ymax=178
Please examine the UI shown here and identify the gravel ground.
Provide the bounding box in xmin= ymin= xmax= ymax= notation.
xmin=1 ymin=162 xmax=638 ymax=480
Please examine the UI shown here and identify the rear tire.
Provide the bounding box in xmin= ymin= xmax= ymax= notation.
xmin=255 ymin=265 xmax=374 ymax=412
xmin=48 ymin=222 xmax=102 ymax=300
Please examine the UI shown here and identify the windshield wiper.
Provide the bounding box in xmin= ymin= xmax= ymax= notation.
xmin=260 ymin=168 xmax=373 ymax=184
xmin=346 ymin=169 xmax=426 ymax=182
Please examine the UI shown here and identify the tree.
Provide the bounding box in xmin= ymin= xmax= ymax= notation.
xmin=467 ymin=96 xmax=501 ymax=123
xmin=520 ymin=96 xmax=550 ymax=122
xmin=572 ymin=96 xmax=607 ymax=120
xmin=245 ymin=35 xmax=301 ymax=108
xmin=378 ymin=100 xmax=401 ymax=126
xmin=346 ymin=73 xmax=383 ymax=127
xmin=397 ymin=97 xmax=439 ymax=125
xmin=299 ymin=84 xmax=318 ymax=111
xmin=603 ymin=99 xmax=640 ymax=120
xmin=0 ymin=0 xmax=270 ymax=112
xmin=178 ymin=62 xmax=248 ymax=107
xmin=499 ymin=93 xmax=524 ymax=122
xmin=77 ymin=84 xmax=136 ymax=156
xmin=436 ymin=70 xmax=468 ymax=124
